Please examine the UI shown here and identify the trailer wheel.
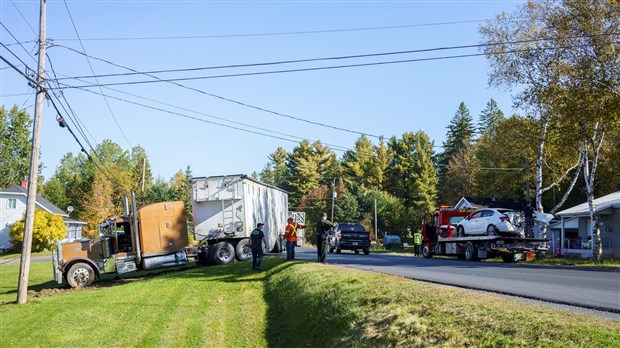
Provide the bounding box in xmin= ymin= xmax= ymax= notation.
xmin=457 ymin=226 xmax=465 ymax=237
xmin=66 ymin=262 xmax=95 ymax=288
xmin=211 ymin=242 xmax=235 ymax=265
xmin=235 ymin=239 xmax=252 ymax=261
xmin=336 ymin=247 xmax=341 ymax=254
xmin=464 ymin=242 xmax=478 ymax=261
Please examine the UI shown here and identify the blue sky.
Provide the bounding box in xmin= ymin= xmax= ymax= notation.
xmin=1 ymin=0 xmax=525 ymax=182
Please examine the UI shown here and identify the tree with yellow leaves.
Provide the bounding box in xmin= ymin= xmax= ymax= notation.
xmin=9 ymin=209 xmax=66 ymax=252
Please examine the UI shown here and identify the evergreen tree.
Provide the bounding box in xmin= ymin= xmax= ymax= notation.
xmin=410 ymin=131 xmax=438 ymax=213
xmin=259 ymin=147 xmax=288 ymax=188
xmin=478 ymin=99 xmax=505 ymax=136
xmin=131 ymin=145 xmax=153 ymax=195
xmin=286 ymin=140 xmax=338 ymax=205
xmin=341 ymin=135 xmax=375 ymax=192
xmin=441 ymin=102 xmax=475 ymax=163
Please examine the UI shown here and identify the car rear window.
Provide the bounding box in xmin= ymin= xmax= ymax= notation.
xmin=338 ymin=223 xmax=366 ymax=232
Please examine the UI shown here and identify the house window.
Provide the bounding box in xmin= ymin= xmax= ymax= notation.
xmin=7 ymin=198 xmax=17 ymax=209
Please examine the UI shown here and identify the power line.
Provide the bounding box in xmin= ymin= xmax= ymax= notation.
xmin=54 ymin=33 xmax=619 ymax=81
xmin=57 ymin=41 xmax=619 ymax=90
xmin=0 ymin=22 xmax=38 ymax=65
xmin=52 ymin=44 xmax=381 ymax=139
xmin=10 ymin=0 xmax=38 ymax=36
xmin=67 ymin=82 xmax=350 ymax=152
xmin=51 ymin=19 xmax=489 ymax=42
xmin=62 ymin=0 xmax=133 ymax=149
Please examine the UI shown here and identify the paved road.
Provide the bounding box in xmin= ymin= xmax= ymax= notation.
xmin=290 ymin=247 xmax=620 ymax=314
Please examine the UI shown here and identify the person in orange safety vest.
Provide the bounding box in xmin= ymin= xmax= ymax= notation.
xmin=283 ymin=217 xmax=306 ymax=260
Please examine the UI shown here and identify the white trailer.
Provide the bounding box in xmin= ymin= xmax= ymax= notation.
xmin=191 ymin=175 xmax=288 ymax=264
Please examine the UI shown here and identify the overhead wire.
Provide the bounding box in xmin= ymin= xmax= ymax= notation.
xmin=64 ymin=82 xmax=351 ymax=152
xmin=54 ymin=33 xmax=619 ymax=81
xmin=51 ymin=19 xmax=489 ymax=42
xmin=10 ymin=0 xmax=38 ymax=37
xmin=57 ymin=41 xmax=620 ymax=89
xmin=51 ymin=44 xmax=381 ymax=139
xmin=62 ymin=0 xmax=133 ymax=149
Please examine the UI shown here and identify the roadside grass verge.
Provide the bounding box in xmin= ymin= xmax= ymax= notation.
xmin=1 ymin=258 xmax=619 ymax=347
xmin=0 ymin=250 xmax=52 ymax=261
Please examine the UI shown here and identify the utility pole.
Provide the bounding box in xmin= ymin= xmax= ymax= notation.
xmin=330 ymin=178 xmax=335 ymax=222
xmin=17 ymin=0 xmax=46 ymax=305
xmin=141 ymin=157 xmax=146 ymax=193
xmin=374 ymin=198 xmax=378 ymax=241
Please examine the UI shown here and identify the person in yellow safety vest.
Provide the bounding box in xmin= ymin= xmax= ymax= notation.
xmin=413 ymin=230 xmax=422 ymax=257
xmin=283 ymin=217 xmax=306 ymax=260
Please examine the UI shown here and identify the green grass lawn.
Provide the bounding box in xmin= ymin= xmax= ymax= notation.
xmin=1 ymin=258 xmax=619 ymax=347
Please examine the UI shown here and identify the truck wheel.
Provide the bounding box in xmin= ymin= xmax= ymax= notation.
xmin=457 ymin=226 xmax=465 ymax=237
xmin=464 ymin=242 xmax=477 ymax=261
xmin=422 ymin=245 xmax=433 ymax=259
xmin=273 ymin=237 xmax=283 ymax=253
xmin=66 ymin=262 xmax=95 ymax=288
xmin=502 ymin=254 xmax=516 ymax=263
xmin=354 ymin=250 xmax=359 ymax=254
xmin=211 ymin=242 xmax=235 ymax=265
xmin=235 ymin=239 xmax=252 ymax=261
xmin=336 ymin=247 xmax=341 ymax=254
xmin=363 ymin=248 xmax=370 ymax=255
xmin=329 ymin=246 xmax=334 ymax=253
xmin=486 ymin=225 xmax=497 ymax=236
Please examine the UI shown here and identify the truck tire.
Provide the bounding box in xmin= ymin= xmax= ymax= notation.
xmin=211 ymin=242 xmax=235 ymax=265
xmin=363 ymin=248 xmax=370 ymax=255
xmin=336 ymin=247 xmax=341 ymax=254
xmin=272 ymin=237 xmax=283 ymax=253
xmin=502 ymin=254 xmax=516 ymax=263
xmin=422 ymin=244 xmax=433 ymax=259
xmin=464 ymin=242 xmax=478 ymax=261
xmin=235 ymin=239 xmax=252 ymax=261
xmin=457 ymin=226 xmax=465 ymax=237
xmin=197 ymin=245 xmax=210 ymax=265
xmin=354 ymin=250 xmax=359 ymax=254
xmin=66 ymin=262 xmax=95 ymax=288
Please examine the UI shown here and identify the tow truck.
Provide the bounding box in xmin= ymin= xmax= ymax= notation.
xmin=421 ymin=207 xmax=548 ymax=262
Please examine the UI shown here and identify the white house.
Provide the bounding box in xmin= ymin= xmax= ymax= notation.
xmin=0 ymin=182 xmax=86 ymax=253
xmin=550 ymin=191 xmax=620 ymax=258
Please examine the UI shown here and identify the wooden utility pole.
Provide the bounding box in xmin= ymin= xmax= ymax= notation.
xmin=17 ymin=0 xmax=46 ymax=305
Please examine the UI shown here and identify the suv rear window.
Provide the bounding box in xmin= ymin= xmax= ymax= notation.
xmin=337 ymin=223 xmax=366 ymax=232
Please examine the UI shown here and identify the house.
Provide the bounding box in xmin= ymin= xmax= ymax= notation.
xmin=0 ymin=181 xmax=86 ymax=253
xmin=454 ymin=195 xmax=525 ymax=211
xmin=549 ymin=191 xmax=620 ymax=258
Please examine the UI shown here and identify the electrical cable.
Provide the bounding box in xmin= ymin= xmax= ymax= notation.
xmin=67 ymin=83 xmax=350 ymax=152
xmin=54 ymin=33 xmax=619 ymax=81
xmin=10 ymin=0 xmax=38 ymax=36
xmin=51 ymin=44 xmax=382 ymax=139
xmin=57 ymin=41 xmax=619 ymax=89
xmin=51 ymin=19 xmax=489 ymax=42
xmin=62 ymin=0 xmax=133 ymax=149
xmin=0 ymin=22 xmax=38 ymax=65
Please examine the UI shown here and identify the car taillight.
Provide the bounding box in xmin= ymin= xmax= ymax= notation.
xmin=499 ymin=215 xmax=509 ymax=222
xmin=337 ymin=232 xmax=342 ymax=240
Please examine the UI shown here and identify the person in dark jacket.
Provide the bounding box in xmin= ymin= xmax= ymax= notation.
xmin=522 ymin=201 xmax=536 ymax=238
xmin=249 ymin=223 xmax=267 ymax=270
xmin=316 ymin=212 xmax=335 ymax=263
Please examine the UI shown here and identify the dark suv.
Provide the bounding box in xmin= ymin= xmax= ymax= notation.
xmin=327 ymin=223 xmax=371 ymax=255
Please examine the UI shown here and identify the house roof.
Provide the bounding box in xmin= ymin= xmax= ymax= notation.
xmin=455 ymin=196 xmax=525 ymax=211
xmin=1 ymin=185 xmax=67 ymax=216
xmin=555 ymin=191 xmax=620 ymax=217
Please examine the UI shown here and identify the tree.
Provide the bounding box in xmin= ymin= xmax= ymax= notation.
xmin=80 ymin=170 xmax=115 ymax=236
xmin=286 ymin=140 xmax=339 ymax=205
xmin=478 ymin=99 xmax=504 ymax=136
xmin=441 ymin=102 xmax=475 ymax=164
xmin=131 ymin=145 xmax=153 ymax=195
xmin=259 ymin=147 xmax=289 ymax=188
xmin=443 ymin=144 xmax=479 ymax=204
xmin=341 ymin=135 xmax=376 ymax=192
xmin=10 ymin=209 xmax=66 ymax=252
xmin=480 ymin=0 xmax=620 ymax=255
xmin=0 ymin=105 xmax=34 ymax=188
xmin=409 ymin=131 xmax=438 ymax=213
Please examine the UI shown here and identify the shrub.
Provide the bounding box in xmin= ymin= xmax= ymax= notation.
xmin=9 ymin=209 xmax=67 ymax=251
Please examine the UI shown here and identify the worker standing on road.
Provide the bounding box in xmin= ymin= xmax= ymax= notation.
xmin=283 ymin=217 xmax=306 ymax=261
xmin=249 ymin=223 xmax=267 ymax=271
xmin=522 ymin=201 xmax=536 ymax=238
xmin=316 ymin=212 xmax=335 ymax=263
xmin=413 ymin=230 xmax=422 ymax=256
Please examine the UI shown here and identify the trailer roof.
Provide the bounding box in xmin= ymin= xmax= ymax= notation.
xmin=190 ymin=174 xmax=289 ymax=194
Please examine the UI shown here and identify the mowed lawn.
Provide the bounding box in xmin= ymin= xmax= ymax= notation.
xmin=1 ymin=257 xmax=619 ymax=347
